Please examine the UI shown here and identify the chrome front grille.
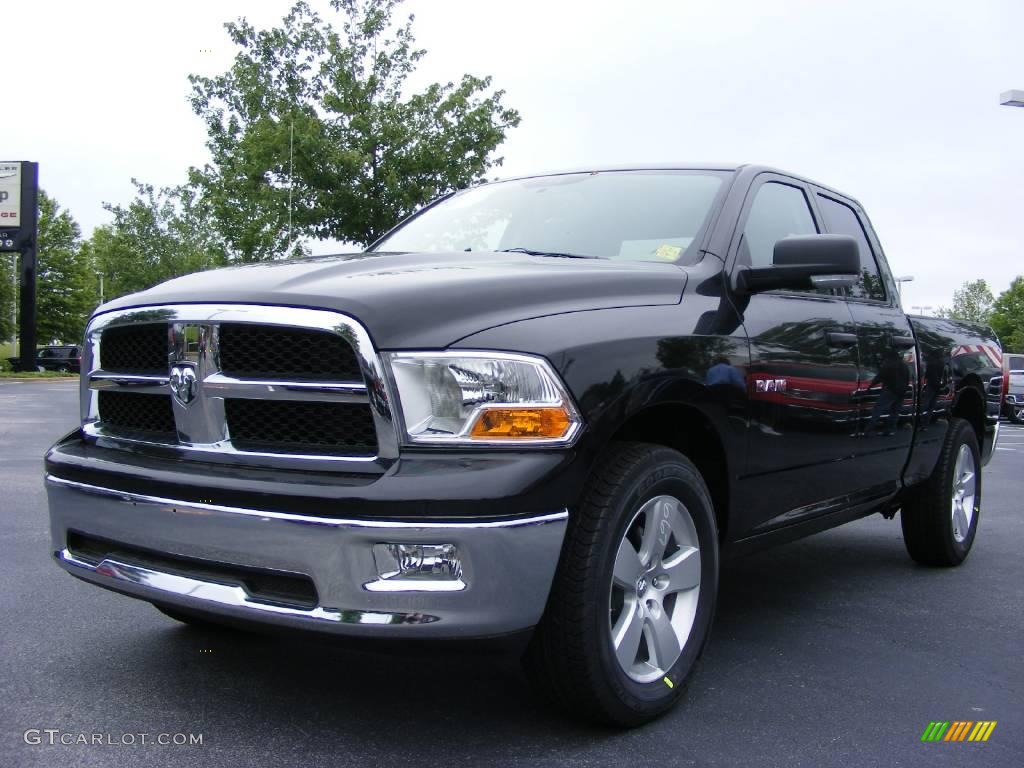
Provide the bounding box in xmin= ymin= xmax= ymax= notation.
xmin=81 ymin=305 xmax=397 ymax=467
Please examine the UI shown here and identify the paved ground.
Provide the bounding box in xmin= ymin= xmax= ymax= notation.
xmin=1 ymin=379 xmax=1021 ymax=767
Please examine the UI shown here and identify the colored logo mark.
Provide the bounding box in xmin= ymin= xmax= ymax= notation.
xmin=921 ymin=721 xmax=997 ymax=742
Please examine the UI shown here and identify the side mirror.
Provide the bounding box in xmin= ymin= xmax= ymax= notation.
xmin=734 ymin=234 xmax=860 ymax=294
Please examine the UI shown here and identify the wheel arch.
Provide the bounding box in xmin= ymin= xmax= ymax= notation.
xmin=601 ymin=402 xmax=732 ymax=545
xmin=951 ymin=377 xmax=986 ymax=450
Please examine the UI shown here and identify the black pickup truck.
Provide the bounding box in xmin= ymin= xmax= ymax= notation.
xmin=44 ymin=164 xmax=1004 ymax=726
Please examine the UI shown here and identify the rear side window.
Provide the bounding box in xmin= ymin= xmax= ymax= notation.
xmin=740 ymin=182 xmax=818 ymax=268
xmin=817 ymin=195 xmax=886 ymax=302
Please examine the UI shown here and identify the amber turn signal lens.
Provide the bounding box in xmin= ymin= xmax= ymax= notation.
xmin=469 ymin=407 xmax=572 ymax=439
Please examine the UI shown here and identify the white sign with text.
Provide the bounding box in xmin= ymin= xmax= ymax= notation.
xmin=0 ymin=162 xmax=22 ymax=227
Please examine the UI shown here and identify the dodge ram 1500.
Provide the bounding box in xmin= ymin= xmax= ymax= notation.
xmin=45 ymin=164 xmax=1003 ymax=725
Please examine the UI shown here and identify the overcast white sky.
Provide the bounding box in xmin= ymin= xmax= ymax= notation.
xmin=4 ymin=0 xmax=1022 ymax=312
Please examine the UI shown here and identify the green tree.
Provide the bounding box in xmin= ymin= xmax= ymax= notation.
xmin=84 ymin=180 xmax=227 ymax=302
xmin=0 ymin=254 xmax=14 ymax=342
xmin=990 ymin=276 xmax=1024 ymax=353
xmin=188 ymin=0 xmax=520 ymax=260
xmin=936 ymin=279 xmax=994 ymax=323
xmin=36 ymin=191 xmax=96 ymax=343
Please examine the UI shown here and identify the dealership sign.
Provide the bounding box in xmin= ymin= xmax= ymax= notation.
xmin=0 ymin=162 xmax=20 ymax=228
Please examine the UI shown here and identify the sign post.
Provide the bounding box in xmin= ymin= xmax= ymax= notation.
xmin=0 ymin=161 xmax=39 ymax=371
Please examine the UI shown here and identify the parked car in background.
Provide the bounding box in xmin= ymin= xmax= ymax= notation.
xmin=1006 ymin=367 xmax=1024 ymax=423
xmin=36 ymin=345 xmax=83 ymax=373
xmin=7 ymin=345 xmax=83 ymax=373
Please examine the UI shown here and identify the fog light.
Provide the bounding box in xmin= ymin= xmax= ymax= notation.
xmin=369 ymin=543 xmax=465 ymax=591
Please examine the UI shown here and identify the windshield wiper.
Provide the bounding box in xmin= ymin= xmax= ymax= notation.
xmin=497 ymin=247 xmax=604 ymax=260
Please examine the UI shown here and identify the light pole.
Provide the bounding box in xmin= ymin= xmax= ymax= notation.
xmin=894 ymin=275 xmax=914 ymax=300
xmin=911 ymin=305 xmax=933 ymax=316
xmin=1000 ymin=90 xmax=1024 ymax=107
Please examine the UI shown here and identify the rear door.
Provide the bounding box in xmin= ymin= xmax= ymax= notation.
xmin=728 ymin=175 xmax=863 ymax=534
xmin=814 ymin=191 xmax=917 ymax=499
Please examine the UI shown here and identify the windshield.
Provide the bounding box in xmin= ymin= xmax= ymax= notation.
xmin=372 ymin=170 xmax=728 ymax=262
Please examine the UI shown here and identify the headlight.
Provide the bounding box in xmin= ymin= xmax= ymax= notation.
xmin=384 ymin=351 xmax=581 ymax=445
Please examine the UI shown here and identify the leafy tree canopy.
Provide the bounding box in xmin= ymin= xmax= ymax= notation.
xmin=36 ymin=191 xmax=96 ymax=343
xmin=188 ymin=0 xmax=520 ymax=260
xmin=936 ymin=279 xmax=994 ymax=324
xmin=84 ymin=181 xmax=228 ymax=302
xmin=990 ymin=276 xmax=1024 ymax=354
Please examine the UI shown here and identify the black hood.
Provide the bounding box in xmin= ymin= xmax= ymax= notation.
xmin=97 ymin=251 xmax=687 ymax=348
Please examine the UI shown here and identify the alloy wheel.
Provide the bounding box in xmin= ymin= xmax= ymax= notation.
xmin=950 ymin=444 xmax=976 ymax=543
xmin=608 ymin=495 xmax=701 ymax=683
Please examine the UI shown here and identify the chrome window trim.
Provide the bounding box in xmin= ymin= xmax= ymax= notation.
xmin=81 ymin=304 xmax=399 ymax=466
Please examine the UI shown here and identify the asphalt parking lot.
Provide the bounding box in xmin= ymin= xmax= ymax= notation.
xmin=1 ymin=379 xmax=1021 ymax=767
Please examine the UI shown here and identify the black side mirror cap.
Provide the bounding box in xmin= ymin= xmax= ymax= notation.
xmin=734 ymin=234 xmax=860 ymax=294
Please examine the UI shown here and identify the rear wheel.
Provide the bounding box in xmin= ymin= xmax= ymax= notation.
xmin=1011 ymin=406 xmax=1022 ymax=424
xmin=524 ymin=442 xmax=719 ymax=726
xmin=901 ymin=418 xmax=980 ymax=566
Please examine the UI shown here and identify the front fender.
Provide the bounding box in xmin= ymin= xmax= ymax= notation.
xmin=451 ymin=301 xmax=749 ymax=479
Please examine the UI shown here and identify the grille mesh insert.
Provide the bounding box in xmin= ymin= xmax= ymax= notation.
xmin=225 ymin=399 xmax=377 ymax=455
xmin=98 ymin=391 xmax=177 ymax=436
xmin=218 ymin=324 xmax=362 ymax=381
xmin=100 ymin=324 xmax=168 ymax=373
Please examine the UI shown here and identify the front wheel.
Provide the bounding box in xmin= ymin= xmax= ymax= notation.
xmin=901 ymin=417 xmax=981 ymax=566
xmin=1011 ymin=406 xmax=1023 ymax=424
xmin=524 ymin=443 xmax=719 ymax=726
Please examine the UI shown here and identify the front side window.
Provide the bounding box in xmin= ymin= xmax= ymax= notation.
xmin=817 ymin=195 xmax=887 ymax=302
xmin=372 ymin=171 xmax=727 ymax=263
xmin=739 ymin=182 xmax=818 ymax=268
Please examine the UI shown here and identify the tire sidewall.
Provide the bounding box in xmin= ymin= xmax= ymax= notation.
xmin=590 ymin=452 xmax=719 ymax=712
xmin=943 ymin=422 xmax=982 ymax=563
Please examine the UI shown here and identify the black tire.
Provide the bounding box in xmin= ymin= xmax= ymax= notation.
xmin=1011 ymin=407 xmax=1022 ymax=424
xmin=900 ymin=418 xmax=981 ymax=567
xmin=524 ymin=442 xmax=719 ymax=727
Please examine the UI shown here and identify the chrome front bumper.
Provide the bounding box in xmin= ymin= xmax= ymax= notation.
xmin=46 ymin=476 xmax=568 ymax=638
